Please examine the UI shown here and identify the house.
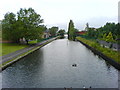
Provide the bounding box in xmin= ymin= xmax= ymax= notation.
xmin=76 ymin=31 xmax=87 ymax=35
xmin=42 ymin=29 xmax=51 ymax=39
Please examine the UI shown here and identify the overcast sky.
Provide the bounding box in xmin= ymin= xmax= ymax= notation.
xmin=0 ymin=0 xmax=119 ymax=31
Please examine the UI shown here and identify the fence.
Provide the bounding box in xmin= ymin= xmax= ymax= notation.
xmin=97 ymin=39 xmax=120 ymax=51
xmin=37 ymin=36 xmax=59 ymax=43
xmin=77 ymin=35 xmax=97 ymax=40
xmin=78 ymin=35 xmax=120 ymax=51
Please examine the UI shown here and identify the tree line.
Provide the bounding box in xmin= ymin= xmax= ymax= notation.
xmin=67 ymin=20 xmax=120 ymax=42
xmin=87 ymin=23 xmax=120 ymax=42
xmin=68 ymin=20 xmax=78 ymax=41
xmin=2 ymin=8 xmax=65 ymax=44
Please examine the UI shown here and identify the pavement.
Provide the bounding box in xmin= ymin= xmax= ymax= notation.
xmin=0 ymin=37 xmax=57 ymax=65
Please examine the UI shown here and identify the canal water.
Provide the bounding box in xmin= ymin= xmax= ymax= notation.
xmin=1 ymin=37 xmax=119 ymax=88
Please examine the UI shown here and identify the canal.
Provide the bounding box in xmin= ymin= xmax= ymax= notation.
xmin=1 ymin=37 xmax=119 ymax=88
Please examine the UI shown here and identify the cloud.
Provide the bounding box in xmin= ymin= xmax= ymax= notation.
xmin=0 ymin=0 xmax=119 ymax=30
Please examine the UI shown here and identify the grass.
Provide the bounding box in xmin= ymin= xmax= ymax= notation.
xmin=1 ymin=43 xmax=28 ymax=56
xmin=28 ymin=40 xmax=37 ymax=44
xmin=0 ymin=30 xmax=1 ymax=40
xmin=1 ymin=38 xmax=54 ymax=56
xmin=0 ymin=38 xmax=55 ymax=69
xmin=0 ymin=43 xmax=1 ymax=56
xmin=76 ymin=37 xmax=120 ymax=64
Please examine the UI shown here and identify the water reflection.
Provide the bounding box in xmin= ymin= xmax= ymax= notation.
xmin=104 ymin=61 xmax=111 ymax=70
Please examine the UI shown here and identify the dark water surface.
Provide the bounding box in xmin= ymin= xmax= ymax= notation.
xmin=1 ymin=38 xmax=119 ymax=88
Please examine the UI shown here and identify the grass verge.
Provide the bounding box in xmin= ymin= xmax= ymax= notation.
xmin=1 ymin=43 xmax=28 ymax=56
xmin=76 ymin=37 xmax=120 ymax=64
xmin=0 ymin=38 xmax=55 ymax=70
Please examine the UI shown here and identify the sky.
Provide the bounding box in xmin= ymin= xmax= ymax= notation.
xmin=0 ymin=0 xmax=120 ymax=31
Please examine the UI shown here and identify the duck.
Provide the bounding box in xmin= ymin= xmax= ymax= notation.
xmin=72 ymin=64 xmax=77 ymax=67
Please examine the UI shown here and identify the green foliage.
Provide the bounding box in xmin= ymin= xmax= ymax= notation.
xmin=37 ymin=25 xmax=47 ymax=39
xmin=116 ymin=23 xmax=120 ymax=42
xmin=49 ymin=26 xmax=58 ymax=37
xmin=1 ymin=43 xmax=28 ymax=56
xmin=76 ymin=37 xmax=120 ymax=63
xmin=86 ymin=22 xmax=120 ymax=42
xmin=68 ymin=20 xmax=76 ymax=40
xmin=2 ymin=12 xmax=17 ymax=41
xmin=87 ymin=28 xmax=96 ymax=37
xmin=103 ymin=33 xmax=107 ymax=41
xmin=28 ymin=40 xmax=37 ymax=44
xmin=17 ymin=8 xmax=44 ymax=41
xmin=85 ymin=23 xmax=89 ymax=31
xmin=0 ymin=23 xmax=2 ymax=41
xmin=58 ymin=29 xmax=65 ymax=37
xmin=106 ymin=32 xmax=114 ymax=42
xmin=2 ymin=8 xmax=45 ymax=43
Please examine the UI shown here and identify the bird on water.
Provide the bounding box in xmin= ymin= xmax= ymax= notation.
xmin=72 ymin=64 xmax=77 ymax=67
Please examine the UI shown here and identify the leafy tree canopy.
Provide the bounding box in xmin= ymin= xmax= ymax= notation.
xmin=49 ymin=26 xmax=58 ymax=37
xmin=2 ymin=8 xmax=45 ymax=43
xmin=68 ymin=20 xmax=76 ymax=40
xmin=58 ymin=29 xmax=65 ymax=37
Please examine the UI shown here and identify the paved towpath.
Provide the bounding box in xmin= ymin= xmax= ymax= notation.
xmin=0 ymin=37 xmax=57 ymax=65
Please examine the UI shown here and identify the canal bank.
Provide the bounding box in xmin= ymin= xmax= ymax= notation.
xmin=76 ymin=37 xmax=120 ymax=70
xmin=1 ymin=37 xmax=118 ymax=88
xmin=1 ymin=36 xmax=59 ymax=71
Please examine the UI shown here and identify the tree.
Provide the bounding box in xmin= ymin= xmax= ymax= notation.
xmin=37 ymin=25 xmax=47 ymax=39
xmin=49 ymin=26 xmax=58 ymax=37
xmin=2 ymin=8 xmax=44 ymax=44
xmin=86 ymin=22 xmax=119 ymax=41
xmin=68 ymin=20 xmax=75 ymax=40
xmin=2 ymin=12 xmax=17 ymax=41
xmin=58 ymin=29 xmax=65 ymax=38
xmin=103 ymin=33 xmax=107 ymax=41
xmin=116 ymin=23 xmax=120 ymax=44
xmin=85 ymin=23 xmax=89 ymax=31
xmin=87 ymin=28 xmax=96 ymax=38
xmin=17 ymin=8 xmax=44 ymax=44
xmin=97 ymin=23 xmax=117 ymax=40
xmin=106 ymin=32 xmax=114 ymax=42
xmin=116 ymin=23 xmax=120 ymax=39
